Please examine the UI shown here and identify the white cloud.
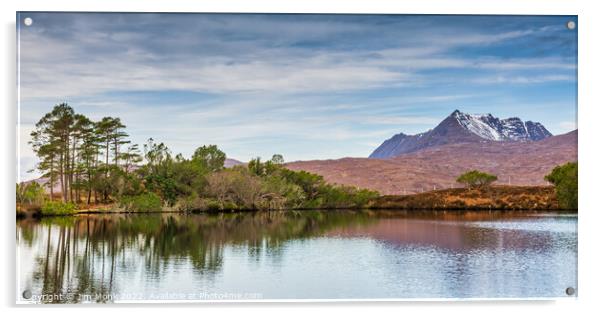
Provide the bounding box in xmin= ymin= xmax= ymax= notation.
xmin=18 ymin=19 xmax=575 ymax=100
xmin=17 ymin=14 xmax=577 ymax=180
xmin=472 ymin=74 xmax=574 ymax=84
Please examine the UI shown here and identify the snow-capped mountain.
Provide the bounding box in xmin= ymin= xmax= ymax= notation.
xmin=452 ymin=110 xmax=551 ymax=142
xmin=369 ymin=109 xmax=553 ymax=158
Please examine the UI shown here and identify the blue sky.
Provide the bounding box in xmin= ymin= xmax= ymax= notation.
xmin=17 ymin=13 xmax=577 ymax=180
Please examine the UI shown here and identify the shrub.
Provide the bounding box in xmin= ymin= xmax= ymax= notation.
xmin=16 ymin=182 xmax=46 ymax=205
xmin=456 ymin=170 xmax=498 ymax=188
xmin=545 ymin=162 xmax=577 ymax=209
xmin=205 ymin=199 xmax=223 ymax=212
xmin=351 ymin=188 xmax=380 ymax=207
xmin=175 ymin=193 xmax=206 ymax=212
xmin=120 ymin=192 xmax=163 ymax=212
xmin=41 ymin=201 xmax=77 ymax=215
xmin=144 ymin=174 xmax=177 ymax=206
xmin=206 ymin=169 xmax=262 ymax=209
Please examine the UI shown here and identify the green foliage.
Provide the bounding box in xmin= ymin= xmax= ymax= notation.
xmin=260 ymin=174 xmax=305 ymax=209
xmin=271 ymin=154 xmax=284 ymax=165
xmin=316 ymin=185 xmax=379 ymax=209
xmin=120 ymin=192 xmax=163 ymax=212
xmin=171 ymin=157 xmax=208 ymax=196
xmin=192 ymin=145 xmax=226 ymax=172
xmin=280 ymin=169 xmax=324 ymax=200
xmin=144 ymin=174 xmax=177 ymax=206
xmin=545 ymin=162 xmax=577 ymax=209
xmin=456 ymin=170 xmax=498 ymax=188
xmin=16 ymin=182 xmax=46 ymax=205
xmin=175 ymin=193 xmax=205 ymax=212
xmin=41 ymin=201 xmax=77 ymax=215
xmin=29 ymin=105 xmax=381 ymax=214
xmin=30 ymin=103 xmax=140 ymax=205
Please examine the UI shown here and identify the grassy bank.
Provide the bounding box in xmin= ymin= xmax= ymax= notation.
xmin=370 ymin=185 xmax=570 ymax=211
xmin=18 ymin=185 xmax=573 ymax=219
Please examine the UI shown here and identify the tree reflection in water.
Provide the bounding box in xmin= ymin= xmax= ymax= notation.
xmin=17 ymin=210 xmax=376 ymax=303
xmin=17 ymin=210 xmax=576 ymax=302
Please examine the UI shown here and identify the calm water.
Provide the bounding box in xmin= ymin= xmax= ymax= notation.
xmin=16 ymin=210 xmax=577 ymax=303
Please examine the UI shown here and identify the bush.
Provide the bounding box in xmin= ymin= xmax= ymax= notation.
xmin=41 ymin=201 xmax=77 ymax=215
xmin=545 ymin=162 xmax=577 ymax=209
xmin=175 ymin=193 xmax=210 ymax=212
xmin=456 ymin=170 xmax=498 ymax=188
xmin=16 ymin=182 xmax=46 ymax=205
xmin=351 ymin=188 xmax=380 ymax=207
xmin=205 ymin=199 xmax=223 ymax=212
xmin=120 ymin=192 xmax=163 ymax=212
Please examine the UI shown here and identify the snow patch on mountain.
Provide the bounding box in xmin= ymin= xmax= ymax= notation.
xmin=452 ymin=110 xmax=551 ymax=142
xmin=369 ymin=109 xmax=553 ymax=159
xmin=454 ymin=112 xmax=503 ymax=140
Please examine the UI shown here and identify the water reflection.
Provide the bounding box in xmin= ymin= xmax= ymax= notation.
xmin=16 ymin=210 xmax=577 ymax=302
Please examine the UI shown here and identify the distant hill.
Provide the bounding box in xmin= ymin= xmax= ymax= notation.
xmin=287 ymin=130 xmax=577 ymax=195
xmin=370 ymin=109 xmax=552 ymax=158
xmin=224 ymin=158 xmax=245 ymax=168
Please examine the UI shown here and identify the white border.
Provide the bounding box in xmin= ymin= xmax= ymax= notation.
xmin=3 ymin=0 xmax=601 ymax=315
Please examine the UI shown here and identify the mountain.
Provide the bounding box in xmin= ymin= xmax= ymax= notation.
xmin=224 ymin=158 xmax=245 ymax=168
xmin=369 ymin=110 xmax=552 ymax=158
xmin=287 ymin=130 xmax=577 ymax=195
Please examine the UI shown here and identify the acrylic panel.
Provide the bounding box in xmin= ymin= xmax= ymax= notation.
xmin=16 ymin=12 xmax=578 ymax=303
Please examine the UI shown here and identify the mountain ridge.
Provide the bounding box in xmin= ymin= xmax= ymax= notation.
xmin=369 ymin=110 xmax=552 ymax=159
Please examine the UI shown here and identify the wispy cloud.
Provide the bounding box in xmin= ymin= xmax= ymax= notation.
xmin=17 ymin=13 xmax=578 ymax=180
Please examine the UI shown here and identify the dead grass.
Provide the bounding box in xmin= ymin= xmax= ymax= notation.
xmin=370 ymin=185 xmax=560 ymax=210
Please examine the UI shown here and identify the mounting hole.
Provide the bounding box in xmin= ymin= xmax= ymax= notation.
xmin=566 ymin=21 xmax=576 ymax=30
xmin=566 ymin=287 xmax=575 ymax=296
xmin=23 ymin=17 xmax=33 ymax=26
xmin=22 ymin=289 xmax=32 ymax=299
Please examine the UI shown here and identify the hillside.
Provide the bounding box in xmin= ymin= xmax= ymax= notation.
xmin=287 ymin=130 xmax=577 ymax=195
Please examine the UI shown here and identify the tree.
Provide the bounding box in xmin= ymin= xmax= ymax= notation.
xmin=545 ymin=162 xmax=577 ymax=209
xmin=248 ymin=156 xmax=281 ymax=177
xmin=16 ymin=182 xmax=45 ymax=205
xmin=192 ymin=145 xmax=226 ymax=172
xmin=75 ymin=115 xmax=99 ymax=204
xmin=206 ymin=168 xmax=262 ymax=209
xmin=30 ymin=103 xmax=75 ymax=202
xmin=31 ymin=105 xmax=137 ymax=205
xmin=121 ymin=144 xmax=142 ymax=174
xmin=456 ymin=170 xmax=497 ymax=189
xmin=96 ymin=117 xmax=127 ymax=167
xmin=32 ymin=143 xmax=59 ymax=200
xmin=271 ymin=154 xmax=284 ymax=165
xmin=143 ymin=138 xmax=171 ymax=174
xmin=141 ymin=138 xmax=177 ymax=205
xmin=248 ymin=157 xmax=264 ymax=176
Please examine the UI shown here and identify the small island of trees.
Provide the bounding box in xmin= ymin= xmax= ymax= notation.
xmin=18 ymin=103 xmax=379 ymax=216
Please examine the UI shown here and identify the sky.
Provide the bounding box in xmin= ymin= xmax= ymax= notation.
xmin=17 ymin=13 xmax=577 ymax=181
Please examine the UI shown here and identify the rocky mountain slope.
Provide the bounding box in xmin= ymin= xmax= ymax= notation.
xmin=369 ymin=110 xmax=552 ymax=158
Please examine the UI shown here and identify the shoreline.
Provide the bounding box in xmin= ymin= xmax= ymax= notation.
xmin=18 ymin=206 xmax=577 ymax=220
xmin=17 ymin=185 xmax=576 ymax=219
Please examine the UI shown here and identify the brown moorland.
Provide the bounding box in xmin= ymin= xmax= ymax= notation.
xmin=287 ymin=130 xmax=577 ymax=195
xmin=370 ymin=186 xmax=561 ymax=210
